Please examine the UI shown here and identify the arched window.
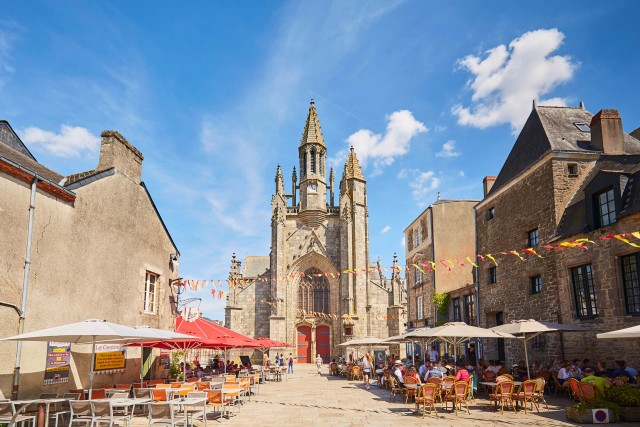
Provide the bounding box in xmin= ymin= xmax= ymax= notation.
xmin=301 ymin=154 xmax=307 ymax=177
xmin=298 ymin=267 xmax=329 ymax=315
xmin=310 ymin=150 xmax=316 ymax=173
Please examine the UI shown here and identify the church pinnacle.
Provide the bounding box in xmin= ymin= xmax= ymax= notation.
xmin=344 ymin=146 xmax=366 ymax=181
xmin=300 ymin=99 xmax=325 ymax=147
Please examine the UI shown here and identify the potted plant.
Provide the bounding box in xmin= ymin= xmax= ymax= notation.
xmin=565 ymin=401 xmax=620 ymax=423
xmin=607 ymin=384 xmax=640 ymax=422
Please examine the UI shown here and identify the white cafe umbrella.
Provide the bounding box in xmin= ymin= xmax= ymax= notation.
xmin=491 ymin=319 xmax=589 ymax=379
xmin=597 ymin=324 xmax=640 ymax=339
xmin=2 ymin=319 xmax=149 ymax=396
xmin=407 ymin=322 xmax=516 ymax=371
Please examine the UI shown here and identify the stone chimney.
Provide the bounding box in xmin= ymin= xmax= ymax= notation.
xmin=97 ymin=130 xmax=144 ymax=183
xmin=590 ymin=109 xmax=625 ymax=155
xmin=483 ymin=176 xmax=497 ymax=197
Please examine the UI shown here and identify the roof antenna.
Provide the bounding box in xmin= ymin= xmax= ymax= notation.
xmin=532 ymin=99 xmax=538 ymax=109
xmin=437 ymin=192 xmax=441 ymax=202
xmin=579 ymin=101 xmax=585 ymax=109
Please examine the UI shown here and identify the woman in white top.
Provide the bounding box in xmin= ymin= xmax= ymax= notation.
xmin=362 ymin=353 xmax=373 ymax=390
xmin=557 ymin=361 xmax=573 ymax=385
xmin=316 ymin=354 xmax=323 ymax=374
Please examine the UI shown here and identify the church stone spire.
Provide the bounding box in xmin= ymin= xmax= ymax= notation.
xmin=275 ymin=164 xmax=284 ymax=195
xmin=344 ymin=146 xmax=366 ymax=181
xmin=299 ymin=99 xmax=325 ymax=147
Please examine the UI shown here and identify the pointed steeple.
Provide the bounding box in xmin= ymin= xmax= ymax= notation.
xmin=275 ymin=164 xmax=284 ymax=195
xmin=344 ymin=146 xmax=366 ymax=181
xmin=300 ymin=99 xmax=325 ymax=147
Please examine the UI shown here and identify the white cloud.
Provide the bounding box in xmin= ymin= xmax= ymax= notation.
xmin=21 ymin=125 xmax=99 ymax=158
xmin=453 ymin=28 xmax=577 ymax=133
xmin=458 ymin=170 xmax=465 ymax=177
xmin=436 ymin=140 xmax=461 ymax=157
xmin=333 ymin=110 xmax=427 ymax=175
xmin=398 ymin=168 xmax=441 ymax=205
xmin=381 ymin=225 xmax=391 ymax=234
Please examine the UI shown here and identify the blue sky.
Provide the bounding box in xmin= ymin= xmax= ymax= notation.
xmin=2 ymin=1 xmax=639 ymax=320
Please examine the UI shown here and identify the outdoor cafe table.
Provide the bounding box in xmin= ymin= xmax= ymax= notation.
xmin=12 ymin=398 xmax=66 ymax=427
xmin=478 ymin=380 xmax=523 ymax=393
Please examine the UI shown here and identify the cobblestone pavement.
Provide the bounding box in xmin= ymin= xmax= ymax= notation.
xmin=132 ymin=364 xmax=625 ymax=426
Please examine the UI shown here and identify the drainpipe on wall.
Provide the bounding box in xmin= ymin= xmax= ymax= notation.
xmin=12 ymin=178 xmax=38 ymax=400
xmin=473 ymin=208 xmax=482 ymax=362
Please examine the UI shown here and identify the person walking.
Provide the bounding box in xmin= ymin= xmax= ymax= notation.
xmin=316 ymin=354 xmax=323 ymax=374
xmin=288 ymin=353 xmax=294 ymax=374
xmin=362 ymin=353 xmax=373 ymax=390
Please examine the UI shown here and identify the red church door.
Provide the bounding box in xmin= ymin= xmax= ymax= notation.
xmin=297 ymin=326 xmax=311 ymax=363
xmin=316 ymin=325 xmax=331 ymax=363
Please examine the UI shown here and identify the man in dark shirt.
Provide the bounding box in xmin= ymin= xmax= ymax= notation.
xmin=611 ymin=360 xmax=636 ymax=383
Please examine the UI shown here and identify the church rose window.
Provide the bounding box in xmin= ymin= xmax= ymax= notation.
xmin=298 ymin=267 xmax=329 ymax=314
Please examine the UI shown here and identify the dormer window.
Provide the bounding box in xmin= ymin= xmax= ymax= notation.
xmin=487 ymin=207 xmax=495 ymax=220
xmin=574 ymin=122 xmax=590 ymax=132
xmin=595 ymin=188 xmax=616 ymax=228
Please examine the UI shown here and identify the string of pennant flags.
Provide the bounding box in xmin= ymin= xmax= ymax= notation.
xmin=180 ymin=231 xmax=640 ymax=300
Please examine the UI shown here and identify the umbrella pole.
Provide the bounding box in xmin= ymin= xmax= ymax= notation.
xmin=183 ymin=344 xmax=187 ymax=383
xmin=89 ymin=336 xmax=96 ymax=399
xmin=140 ymin=341 xmax=144 ymax=382
xmin=523 ymin=334 xmax=530 ymax=380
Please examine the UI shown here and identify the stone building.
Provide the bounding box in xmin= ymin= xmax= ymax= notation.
xmin=404 ymin=197 xmax=478 ymax=359
xmin=0 ymin=121 xmax=179 ymax=398
xmin=225 ymin=100 xmax=406 ymax=363
xmin=476 ymin=103 xmax=640 ymax=367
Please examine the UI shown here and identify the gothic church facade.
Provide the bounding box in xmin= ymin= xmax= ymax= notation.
xmin=225 ymin=100 xmax=406 ymax=362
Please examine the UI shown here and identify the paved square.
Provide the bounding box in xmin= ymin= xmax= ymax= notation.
xmin=130 ymin=364 xmax=627 ymax=426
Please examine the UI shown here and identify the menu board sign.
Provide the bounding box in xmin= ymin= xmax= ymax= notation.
xmin=94 ymin=343 xmax=126 ymax=371
xmin=44 ymin=342 xmax=71 ymax=385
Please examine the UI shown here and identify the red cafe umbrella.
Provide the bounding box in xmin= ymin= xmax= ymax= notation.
xmin=256 ymin=337 xmax=291 ymax=348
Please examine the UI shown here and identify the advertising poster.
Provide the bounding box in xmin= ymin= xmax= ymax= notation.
xmin=94 ymin=343 xmax=126 ymax=372
xmin=44 ymin=342 xmax=71 ymax=385
xmin=159 ymin=352 xmax=171 ymax=370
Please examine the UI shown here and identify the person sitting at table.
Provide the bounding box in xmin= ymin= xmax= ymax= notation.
xmin=557 ymin=361 xmax=573 ymax=385
xmin=438 ymin=360 xmax=449 ymax=376
xmin=485 ymin=360 xmax=499 ymax=374
xmin=454 ymin=362 xmax=470 ymax=382
xmin=611 ymin=360 xmax=635 ymax=383
xmin=595 ymin=360 xmax=609 ymax=377
xmin=581 ymin=359 xmax=592 ymax=371
xmin=418 ymin=360 xmax=429 ymax=380
xmin=392 ymin=360 xmax=405 ymax=387
xmin=476 ymin=358 xmax=486 ymax=376
xmin=516 ymin=360 xmax=528 ymax=380
xmin=405 ymin=366 xmax=421 ymax=384
xmin=572 ymin=359 xmax=583 ymax=378
xmin=547 ymin=359 xmax=562 ymax=373
xmin=426 ymin=363 xmax=444 ymax=381
xmin=531 ymin=359 xmax=543 ymax=377
xmin=624 ymin=361 xmax=638 ymax=382
xmin=581 ymin=368 xmax=610 ymax=400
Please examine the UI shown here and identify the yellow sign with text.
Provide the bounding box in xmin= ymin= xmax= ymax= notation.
xmin=94 ymin=351 xmax=125 ymax=371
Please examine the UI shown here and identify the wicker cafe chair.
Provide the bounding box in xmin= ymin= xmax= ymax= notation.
xmin=551 ymin=372 xmax=569 ymax=397
xmin=577 ymin=382 xmax=597 ymax=404
xmin=426 ymin=377 xmax=444 ymax=403
xmin=489 ymin=380 xmax=516 ymax=414
xmin=444 ymin=382 xmax=470 ymax=415
xmin=533 ymin=377 xmax=549 ymax=410
xmin=513 ymin=380 xmax=539 ymax=414
xmin=567 ymin=378 xmax=582 ymax=402
xmin=415 ymin=384 xmax=438 ymax=418
xmin=497 ymin=368 xmax=510 ymax=376
xmin=352 ymin=366 xmax=363 ymax=381
xmin=466 ymin=374 xmax=475 ymax=402
xmin=442 ymin=376 xmax=456 ymax=396
xmin=404 ymin=376 xmax=419 ymax=404
xmin=388 ymin=376 xmax=405 ymax=402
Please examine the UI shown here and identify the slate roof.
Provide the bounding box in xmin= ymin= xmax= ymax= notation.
xmin=243 ymin=256 xmax=270 ymax=278
xmin=0 ymin=120 xmax=36 ymax=160
xmin=489 ymin=106 xmax=640 ymax=196
xmin=556 ymin=155 xmax=640 ymax=238
xmin=0 ymin=132 xmax=64 ymax=184
xmin=299 ymin=99 xmax=325 ymax=147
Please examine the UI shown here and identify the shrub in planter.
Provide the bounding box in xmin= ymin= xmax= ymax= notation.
xmin=607 ymin=385 xmax=640 ymax=421
xmin=565 ymin=402 xmax=620 ymax=423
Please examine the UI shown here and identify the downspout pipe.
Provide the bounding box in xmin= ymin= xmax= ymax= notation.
xmin=473 ymin=207 xmax=482 ymax=362
xmin=12 ymin=177 xmax=38 ymax=400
